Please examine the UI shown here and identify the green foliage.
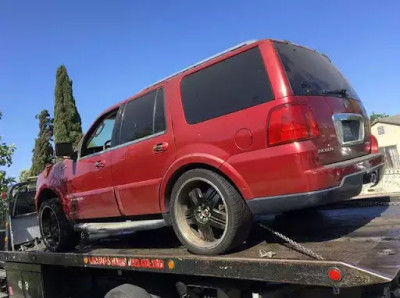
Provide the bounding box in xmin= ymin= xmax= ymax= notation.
xmin=53 ymin=65 xmax=83 ymax=147
xmin=370 ymin=112 xmax=389 ymax=123
xmin=30 ymin=110 xmax=54 ymax=176
xmin=0 ymin=111 xmax=16 ymax=218
xmin=19 ymin=169 xmax=32 ymax=182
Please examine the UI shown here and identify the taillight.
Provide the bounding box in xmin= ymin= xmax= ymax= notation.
xmin=268 ymin=104 xmax=320 ymax=146
xmin=370 ymin=134 xmax=379 ymax=153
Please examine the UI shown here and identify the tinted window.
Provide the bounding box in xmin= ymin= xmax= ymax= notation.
xmin=154 ymin=90 xmax=166 ymax=134
xmin=181 ymin=47 xmax=273 ymax=124
xmin=119 ymin=88 xmax=165 ymax=144
xmin=274 ymin=42 xmax=360 ymax=100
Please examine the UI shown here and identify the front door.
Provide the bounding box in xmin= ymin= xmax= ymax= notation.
xmin=66 ymin=109 xmax=121 ymax=219
xmin=111 ymin=87 xmax=176 ymax=216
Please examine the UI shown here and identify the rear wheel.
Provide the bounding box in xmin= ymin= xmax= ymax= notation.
xmin=170 ymin=169 xmax=252 ymax=255
xmin=39 ymin=198 xmax=79 ymax=252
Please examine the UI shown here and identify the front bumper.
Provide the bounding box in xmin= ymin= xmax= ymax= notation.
xmin=247 ymin=154 xmax=384 ymax=215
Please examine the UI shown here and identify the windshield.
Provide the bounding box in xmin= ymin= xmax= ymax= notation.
xmin=274 ymin=42 xmax=360 ymax=100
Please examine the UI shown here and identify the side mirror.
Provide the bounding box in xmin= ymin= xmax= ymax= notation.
xmin=55 ymin=143 xmax=74 ymax=158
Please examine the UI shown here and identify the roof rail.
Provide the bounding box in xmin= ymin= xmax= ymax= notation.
xmin=148 ymin=40 xmax=258 ymax=88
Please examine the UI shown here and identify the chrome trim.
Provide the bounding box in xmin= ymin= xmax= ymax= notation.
xmin=79 ymin=130 xmax=166 ymax=161
xmin=332 ymin=113 xmax=365 ymax=146
xmin=74 ymin=219 xmax=166 ymax=238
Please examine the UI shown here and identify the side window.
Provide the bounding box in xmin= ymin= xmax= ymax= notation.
xmin=119 ymin=88 xmax=166 ymax=145
xmin=81 ymin=110 xmax=118 ymax=157
xmin=180 ymin=47 xmax=274 ymax=124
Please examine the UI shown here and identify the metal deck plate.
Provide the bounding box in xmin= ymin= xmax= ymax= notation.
xmin=2 ymin=196 xmax=400 ymax=288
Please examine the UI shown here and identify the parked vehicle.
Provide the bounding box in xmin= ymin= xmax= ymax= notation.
xmin=35 ymin=39 xmax=384 ymax=255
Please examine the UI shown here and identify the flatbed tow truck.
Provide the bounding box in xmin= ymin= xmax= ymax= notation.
xmin=2 ymin=196 xmax=400 ymax=298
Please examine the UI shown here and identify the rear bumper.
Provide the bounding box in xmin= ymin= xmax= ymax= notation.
xmin=247 ymin=154 xmax=384 ymax=214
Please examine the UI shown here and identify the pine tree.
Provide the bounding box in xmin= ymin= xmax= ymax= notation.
xmin=53 ymin=65 xmax=83 ymax=147
xmin=30 ymin=110 xmax=54 ymax=176
xmin=19 ymin=169 xmax=31 ymax=182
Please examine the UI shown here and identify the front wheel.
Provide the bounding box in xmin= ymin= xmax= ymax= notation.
xmin=170 ymin=169 xmax=253 ymax=255
xmin=39 ymin=198 xmax=79 ymax=252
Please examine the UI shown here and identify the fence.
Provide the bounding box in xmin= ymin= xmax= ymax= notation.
xmin=381 ymin=146 xmax=400 ymax=169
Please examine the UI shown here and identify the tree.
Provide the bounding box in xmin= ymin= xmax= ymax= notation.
xmin=370 ymin=112 xmax=389 ymax=123
xmin=30 ymin=110 xmax=54 ymax=176
xmin=53 ymin=65 xmax=83 ymax=147
xmin=0 ymin=111 xmax=16 ymax=218
xmin=19 ymin=169 xmax=31 ymax=182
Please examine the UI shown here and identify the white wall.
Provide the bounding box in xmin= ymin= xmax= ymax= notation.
xmin=371 ymin=123 xmax=400 ymax=153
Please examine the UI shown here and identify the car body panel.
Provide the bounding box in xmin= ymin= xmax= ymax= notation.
xmin=64 ymin=151 xmax=121 ymax=219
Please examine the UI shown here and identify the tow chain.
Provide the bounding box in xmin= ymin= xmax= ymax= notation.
xmin=325 ymin=198 xmax=400 ymax=208
xmin=258 ymin=198 xmax=400 ymax=261
xmin=259 ymin=223 xmax=325 ymax=260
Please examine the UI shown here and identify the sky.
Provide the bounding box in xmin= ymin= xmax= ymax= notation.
xmin=1 ymin=0 xmax=400 ymax=179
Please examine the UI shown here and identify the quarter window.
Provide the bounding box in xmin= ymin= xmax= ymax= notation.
xmin=180 ymin=47 xmax=273 ymax=124
xmin=119 ymin=88 xmax=166 ymax=145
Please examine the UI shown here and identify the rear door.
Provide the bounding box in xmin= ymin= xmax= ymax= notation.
xmin=111 ymin=87 xmax=176 ymax=216
xmin=274 ymin=41 xmax=370 ymax=164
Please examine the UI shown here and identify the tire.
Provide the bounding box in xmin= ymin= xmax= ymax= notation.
xmin=105 ymin=284 xmax=156 ymax=298
xmin=170 ymin=169 xmax=253 ymax=255
xmin=39 ymin=198 xmax=79 ymax=252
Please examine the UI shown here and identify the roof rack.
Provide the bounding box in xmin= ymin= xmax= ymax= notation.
xmin=147 ymin=40 xmax=258 ymax=89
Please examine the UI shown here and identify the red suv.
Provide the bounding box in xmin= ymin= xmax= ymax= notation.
xmin=36 ymin=40 xmax=384 ymax=255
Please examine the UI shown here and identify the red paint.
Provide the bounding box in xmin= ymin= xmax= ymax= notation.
xmin=235 ymin=129 xmax=253 ymax=150
xmin=36 ymin=39 xmax=383 ymax=221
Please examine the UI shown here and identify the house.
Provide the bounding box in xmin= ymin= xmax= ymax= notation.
xmin=371 ymin=114 xmax=400 ymax=169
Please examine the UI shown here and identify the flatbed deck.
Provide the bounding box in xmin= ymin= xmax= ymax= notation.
xmin=2 ymin=196 xmax=400 ymax=289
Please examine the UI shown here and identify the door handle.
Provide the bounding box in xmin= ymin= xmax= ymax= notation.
xmin=95 ymin=160 xmax=105 ymax=168
xmin=153 ymin=142 xmax=168 ymax=154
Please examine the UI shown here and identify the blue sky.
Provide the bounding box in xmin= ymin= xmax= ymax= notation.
xmin=1 ymin=0 xmax=399 ymax=179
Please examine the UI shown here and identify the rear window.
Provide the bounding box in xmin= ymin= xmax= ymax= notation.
xmin=180 ymin=47 xmax=274 ymax=124
xmin=274 ymin=42 xmax=360 ymax=100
